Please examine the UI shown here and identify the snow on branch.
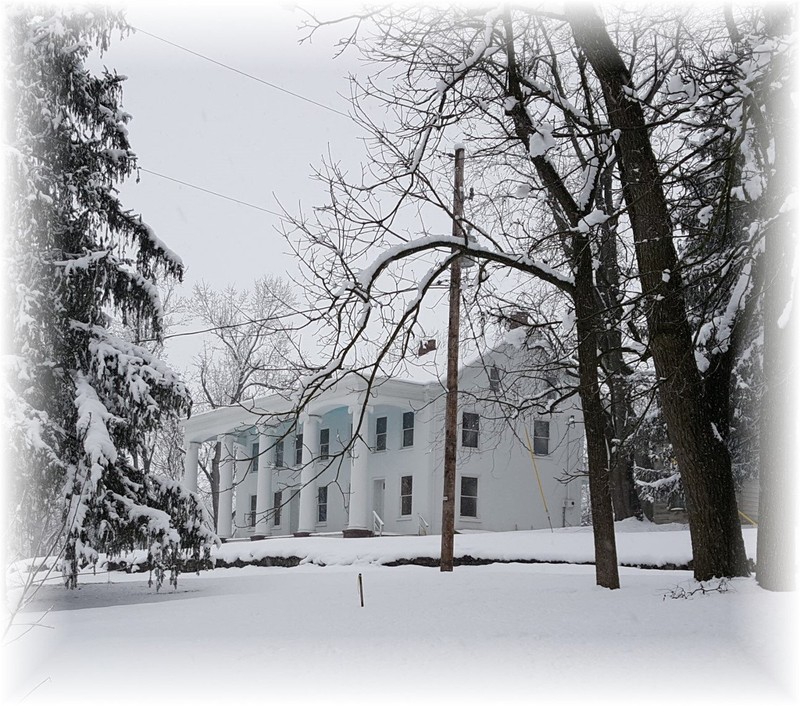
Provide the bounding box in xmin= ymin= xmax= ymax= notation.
xmin=350 ymin=232 xmax=574 ymax=295
xmin=73 ymin=372 xmax=118 ymax=488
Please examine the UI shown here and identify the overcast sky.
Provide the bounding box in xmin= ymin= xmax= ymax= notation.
xmin=96 ymin=4 xmax=371 ymax=367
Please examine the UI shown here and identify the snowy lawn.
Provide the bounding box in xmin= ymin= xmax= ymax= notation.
xmin=4 ymin=526 xmax=798 ymax=705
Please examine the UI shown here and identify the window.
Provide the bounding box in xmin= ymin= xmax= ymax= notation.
xmin=544 ymin=375 xmax=558 ymax=401
xmin=488 ymin=365 xmax=501 ymax=393
xmin=319 ymin=428 xmax=330 ymax=459
xmin=295 ymin=433 xmax=304 ymax=465
xmin=402 ymin=412 xmax=415 ymax=448
xmin=318 ymin=486 xmax=328 ymax=523
xmin=400 ymin=475 xmax=413 ymax=516
xmin=275 ymin=439 xmax=284 ymax=468
xmin=460 ymin=476 xmax=478 ymax=517
xmin=273 ymin=491 xmax=282 ymax=527
xmin=375 ymin=416 xmax=387 ymax=452
xmin=249 ymin=443 xmax=259 ymax=474
xmin=248 ymin=494 xmax=257 ymax=527
xmin=462 ymin=412 xmax=479 ymax=448
xmin=533 ymin=420 xmax=550 ymax=455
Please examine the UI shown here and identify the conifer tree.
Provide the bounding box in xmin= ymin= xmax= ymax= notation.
xmin=6 ymin=7 xmax=215 ymax=590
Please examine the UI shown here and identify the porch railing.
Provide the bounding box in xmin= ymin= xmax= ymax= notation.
xmin=373 ymin=510 xmax=384 ymax=537
xmin=418 ymin=514 xmax=430 ymax=536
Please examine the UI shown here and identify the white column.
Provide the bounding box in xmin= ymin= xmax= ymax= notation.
xmin=218 ymin=434 xmax=235 ymax=539
xmin=297 ymin=413 xmax=320 ymax=534
xmin=347 ymin=404 xmax=371 ymax=532
xmin=254 ymin=427 xmax=274 ymax=537
xmin=183 ymin=441 xmax=200 ymax=494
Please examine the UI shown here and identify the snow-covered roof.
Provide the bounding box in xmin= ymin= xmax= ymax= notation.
xmin=183 ymin=325 xmax=542 ymax=443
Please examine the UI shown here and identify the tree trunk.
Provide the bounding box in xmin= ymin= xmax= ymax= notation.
xmin=567 ymin=6 xmax=749 ymax=580
xmin=574 ymin=234 xmax=621 ymax=588
xmin=502 ymin=11 xmax=620 ymax=587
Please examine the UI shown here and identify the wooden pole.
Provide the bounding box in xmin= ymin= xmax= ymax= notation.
xmin=440 ymin=146 xmax=465 ymax=572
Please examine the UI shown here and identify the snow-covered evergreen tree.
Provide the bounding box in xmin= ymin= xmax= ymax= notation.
xmin=6 ymin=7 xmax=215 ymax=590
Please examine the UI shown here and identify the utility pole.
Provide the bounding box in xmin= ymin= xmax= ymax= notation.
xmin=440 ymin=145 xmax=465 ymax=572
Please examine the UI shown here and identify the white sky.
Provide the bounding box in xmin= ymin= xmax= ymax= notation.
xmin=95 ymin=3 xmax=372 ymax=367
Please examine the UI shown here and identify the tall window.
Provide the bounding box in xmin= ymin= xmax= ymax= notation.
xmin=273 ymin=491 xmax=282 ymax=527
xmin=400 ymin=475 xmax=413 ymax=516
xmin=402 ymin=411 xmax=415 ymax=448
xmin=488 ymin=365 xmax=501 ymax=392
xmin=460 ymin=476 xmax=478 ymax=517
xmin=375 ymin=416 xmax=387 ymax=451
xmin=275 ymin=439 xmax=284 ymax=468
xmin=319 ymin=428 xmax=330 ymax=459
xmin=533 ymin=420 xmax=550 ymax=455
xmin=295 ymin=433 xmax=304 ymax=465
xmin=249 ymin=442 xmax=259 ymax=474
xmin=318 ymin=486 xmax=328 ymax=523
xmin=249 ymin=494 xmax=257 ymax=527
xmin=462 ymin=412 xmax=479 ymax=448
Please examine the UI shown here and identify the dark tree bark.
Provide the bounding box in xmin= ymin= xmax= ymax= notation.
xmin=574 ymin=231 xmax=621 ymax=588
xmin=503 ymin=11 xmax=620 ymax=588
xmin=567 ymin=6 xmax=749 ymax=580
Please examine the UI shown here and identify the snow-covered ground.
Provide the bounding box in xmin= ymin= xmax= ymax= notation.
xmin=3 ymin=523 xmax=798 ymax=705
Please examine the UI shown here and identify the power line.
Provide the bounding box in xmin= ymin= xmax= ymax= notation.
xmin=159 ymin=317 xmax=293 ymax=342
xmin=138 ymin=167 xmax=284 ymax=217
xmin=130 ymin=26 xmax=353 ymax=120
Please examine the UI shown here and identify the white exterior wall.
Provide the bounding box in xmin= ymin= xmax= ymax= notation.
xmin=361 ymin=402 xmax=433 ymax=534
xmin=185 ymin=342 xmax=586 ymax=540
xmin=230 ymin=435 xmax=258 ymax=538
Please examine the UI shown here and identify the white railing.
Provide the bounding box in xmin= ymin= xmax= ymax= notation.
xmin=372 ymin=510 xmax=385 ymax=537
xmin=418 ymin=514 xmax=430 ymax=536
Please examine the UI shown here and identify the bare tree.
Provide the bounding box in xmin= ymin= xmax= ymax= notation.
xmin=290 ymin=5 xmax=636 ymax=588
xmin=284 ymin=3 xmax=795 ymax=584
xmin=185 ymin=275 xmax=298 ymax=529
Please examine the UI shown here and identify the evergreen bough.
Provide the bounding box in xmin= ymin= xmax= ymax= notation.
xmin=6 ymin=7 xmax=216 ymax=590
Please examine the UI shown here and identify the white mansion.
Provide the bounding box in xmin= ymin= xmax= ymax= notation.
xmin=182 ymin=339 xmax=585 ymax=540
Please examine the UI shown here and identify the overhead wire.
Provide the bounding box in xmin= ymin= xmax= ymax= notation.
xmin=127 ymin=24 xmax=355 ymax=217
xmin=123 ymin=24 xmax=406 ymax=344
xmin=129 ymin=26 xmax=353 ymax=120
xmin=138 ymin=167 xmax=284 ymax=217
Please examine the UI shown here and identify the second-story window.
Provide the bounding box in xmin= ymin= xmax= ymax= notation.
xmin=295 ymin=433 xmax=304 ymax=465
xmin=488 ymin=365 xmax=502 ymax=392
xmin=319 ymin=428 xmax=330 ymax=459
xmin=462 ymin=412 xmax=479 ymax=448
xmin=275 ymin=439 xmax=284 ymax=468
xmin=250 ymin=442 xmax=259 ymax=474
xmin=375 ymin=416 xmax=387 ymax=451
xmin=533 ymin=420 xmax=550 ymax=455
xmin=402 ymin=411 xmax=414 ymax=448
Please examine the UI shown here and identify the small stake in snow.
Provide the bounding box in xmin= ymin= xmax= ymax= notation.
xmin=358 ymin=573 xmax=364 ymax=607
